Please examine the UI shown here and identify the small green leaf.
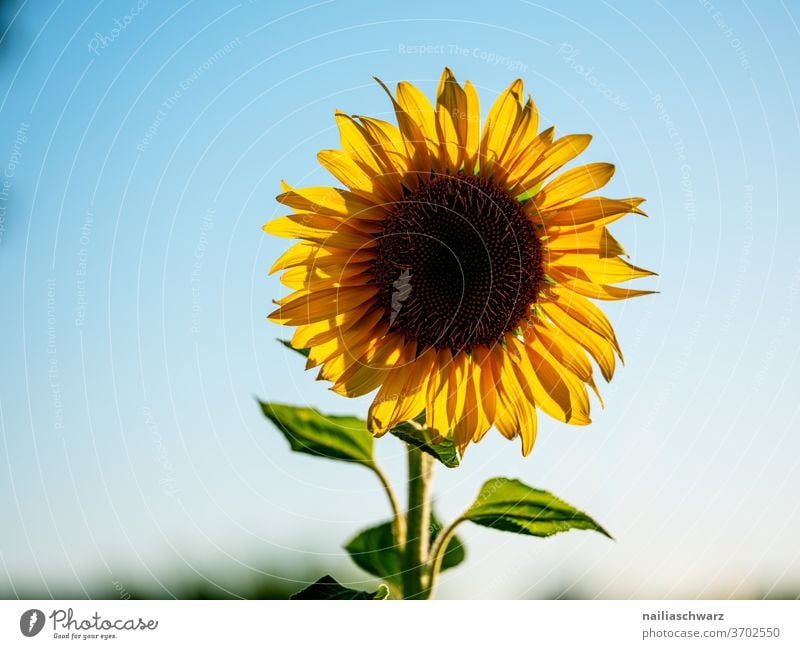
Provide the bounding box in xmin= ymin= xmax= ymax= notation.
xmin=389 ymin=421 xmax=460 ymax=468
xmin=463 ymin=478 xmax=612 ymax=539
xmin=278 ymin=338 xmax=309 ymax=358
xmin=259 ymin=402 xmax=373 ymax=464
xmin=345 ymin=514 xmax=465 ymax=587
xmin=290 ymin=575 xmax=388 ymax=600
xmin=344 ymin=521 xmax=401 ymax=587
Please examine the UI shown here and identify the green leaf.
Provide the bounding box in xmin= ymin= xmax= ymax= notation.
xmin=344 ymin=514 xmax=465 ymax=587
xmin=259 ymin=402 xmax=373 ymax=464
xmin=344 ymin=521 xmax=401 ymax=586
xmin=389 ymin=421 xmax=460 ymax=468
xmin=463 ymin=478 xmax=612 ymax=539
xmin=290 ymin=575 xmax=389 ymax=600
xmin=278 ymin=338 xmax=309 ymax=358
xmin=276 ymin=338 xmax=459 ymax=469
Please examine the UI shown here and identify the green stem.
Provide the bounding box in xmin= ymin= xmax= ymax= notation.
xmin=426 ymin=516 xmax=465 ymax=598
xmin=402 ymin=445 xmax=433 ymax=599
xmin=369 ymin=462 xmax=406 ymax=549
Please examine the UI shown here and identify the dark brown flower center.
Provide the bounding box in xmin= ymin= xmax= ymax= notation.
xmin=370 ymin=173 xmax=543 ymax=352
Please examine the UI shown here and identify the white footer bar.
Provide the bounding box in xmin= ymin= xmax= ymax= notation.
xmin=1 ymin=600 xmax=797 ymax=648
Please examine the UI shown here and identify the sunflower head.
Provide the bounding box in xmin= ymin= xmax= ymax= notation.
xmin=266 ymin=68 xmax=654 ymax=456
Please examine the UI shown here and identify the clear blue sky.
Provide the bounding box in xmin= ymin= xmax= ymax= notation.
xmin=1 ymin=0 xmax=798 ymax=598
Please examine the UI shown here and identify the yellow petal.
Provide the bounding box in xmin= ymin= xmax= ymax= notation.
xmin=263 ymin=214 xmax=376 ymax=248
xmin=334 ymin=111 xmax=385 ymax=173
xmin=472 ymin=345 xmax=497 ymax=427
xmin=291 ymin=307 xmax=366 ymax=350
xmin=305 ymin=306 xmax=388 ymax=371
xmin=269 ymin=244 xmax=373 ymax=275
xmin=317 ymin=149 xmax=396 ymax=203
xmin=519 ymin=403 xmax=538 ymax=456
xmin=280 ymin=259 xmax=372 ymax=288
xmin=501 ymin=95 xmax=539 ymax=166
xmin=541 ymin=302 xmax=617 ymax=381
xmin=466 ymin=353 xmax=492 ymax=442
xmin=526 ymin=319 xmax=595 ymax=386
xmin=435 ymin=68 xmax=468 ymax=172
xmin=280 ymin=263 xmax=373 ymax=291
xmin=368 ymin=343 xmax=419 ymax=434
xmin=276 ymin=185 xmax=388 ymax=220
xmin=491 ymin=343 xmax=538 ymax=454
xmin=425 ymin=348 xmax=456 ymax=440
xmin=306 ymin=321 xmax=375 ymax=370
xmin=550 ymin=291 xmax=620 ymax=349
xmin=357 ymin=116 xmax=411 ymax=175
xmin=373 ymin=345 xmax=436 ymax=434
xmin=287 ymin=210 xmax=383 ymax=235
xmin=548 ymin=266 xmax=656 ymax=300
xmin=546 ymin=226 xmax=627 ymax=258
xmin=315 ymin=318 xmax=390 ymax=377
xmin=536 ymin=163 xmax=616 ymax=208
xmin=269 ymin=243 xmax=318 ymax=275
xmin=463 ymin=80 xmax=481 ymax=173
xmin=451 ymin=352 xmax=481 ymax=453
xmin=530 ymin=326 xmax=600 ymax=404
xmin=303 ymin=306 xmax=384 ymax=349
xmin=291 ymin=320 xmax=333 ymax=350
xmin=507 ymin=125 xmax=555 ymax=177
xmin=512 ymin=134 xmax=592 ymax=193
xmin=335 ymin=111 xmax=406 ymax=197
xmin=268 ymin=286 xmax=377 ymax=325
xmin=374 ymin=77 xmax=432 ymax=174
xmin=488 ymin=345 xmax=518 ymax=440
xmin=330 ymin=333 xmax=404 ymax=397
xmin=480 ymin=79 xmax=523 ymax=177
xmin=549 ymin=255 xmax=656 ymax=285
xmin=542 ymin=197 xmax=646 ymax=228
xmin=509 ymin=335 xmax=590 ymax=425
xmin=396 ymin=80 xmax=440 ymax=169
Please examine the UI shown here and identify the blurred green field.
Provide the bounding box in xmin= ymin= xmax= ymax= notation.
xmin=3 ymin=571 xmax=797 ymax=600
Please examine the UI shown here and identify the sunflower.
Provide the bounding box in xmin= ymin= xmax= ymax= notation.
xmin=266 ymin=68 xmax=653 ymax=456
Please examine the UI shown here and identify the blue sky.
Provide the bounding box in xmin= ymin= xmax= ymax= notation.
xmin=0 ymin=0 xmax=799 ymax=598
